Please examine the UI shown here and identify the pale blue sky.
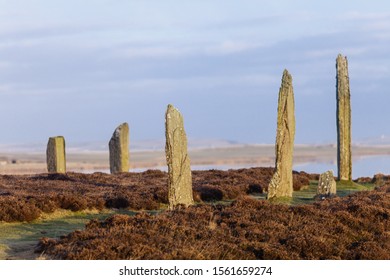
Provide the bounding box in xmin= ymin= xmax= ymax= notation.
xmin=0 ymin=0 xmax=389 ymax=145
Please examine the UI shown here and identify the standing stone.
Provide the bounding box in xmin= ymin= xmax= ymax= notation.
xmin=336 ymin=54 xmax=352 ymax=181
xmin=109 ymin=123 xmax=129 ymax=174
xmin=46 ymin=136 xmax=66 ymax=174
xmin=165 ymin=104 xmax=194 ymax=209
xmin=268 ymin=70 xmax=295 ymax=199
xmin=316 ymin=170 xmax=337 ymax=199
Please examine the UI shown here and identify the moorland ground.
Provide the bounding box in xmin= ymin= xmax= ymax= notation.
xmin=0 ymin=167 xmax=388 ymax=260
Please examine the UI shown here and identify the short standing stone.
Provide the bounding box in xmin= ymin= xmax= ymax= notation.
xmin=268 ymin=70 xmax=295 ymax=199
xmin=336 ymin=54 xmax=352 ymax=181
xmin=109 ymin=122 xmax=129 ymax=174
xmin=46 ymin=136 xmax=66 ymax=174
xmin=165 ymin=104 xmax=194 ymax=209
xmin=316 ymin=170 xmax=337 ymax=199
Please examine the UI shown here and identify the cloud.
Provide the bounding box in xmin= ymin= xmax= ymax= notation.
xmin=342 ymin=11 xmax=390 ymax=21
xmin=114 ymin=45 xmax=196 ymax=59
xmin=305 ymin=47 xmax=369 ymax=59
xmin=0 ymin=39 xmax=42 ymax=51
xmin=1 ymin=1 xmax=390 ymax=144
xmin=205 ymin=41 xmax=263 ymax=55
xmin=0 ymin=61 xmax=13 ymax=69
xmin=88 ymin=73 xmax=279 ymax=96
xmin=0 ymin=22 xmax=99 ymax=39
xmin=0 ymin=22 xmax=121 ymax=52
xmin=340 ymin=11 xmax=390 ymax=33
xmin=0 ymin=83 xmax=14 ymax=93
xmin=113 ymin=40 xmax=263 ymax=60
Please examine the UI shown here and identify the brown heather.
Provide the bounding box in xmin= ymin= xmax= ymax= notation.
xmin=37 ymin=183 xmax=390 ymax=260
xmin=0 ymin=168 xmax=310 ymax=222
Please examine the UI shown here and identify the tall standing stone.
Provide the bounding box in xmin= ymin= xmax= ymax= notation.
xmin=268 ymin=70 xmax=295 ymax=199
xmin=46 ymin=136 xmax=66 ymax=174
xmin=336 ymin=54 xmax=352 ymax=181
xmin=109 ymin=122 xmax=129 ymax=174
xmin=165 ymin=104 xmax=194 ymax=209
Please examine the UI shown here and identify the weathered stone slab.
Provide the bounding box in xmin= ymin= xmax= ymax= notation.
xmin=165 ymin=104 xmax=194 ymax=209
xmin=336 ymin=54 xmax=352 ymax=181
xmin=268 ymin=70 xmax=295 ymax=199
xmin=316 ymin=170 xmax=337 ymax=199
xmin=46 ymin=136 xmax=66 ymax=174
xmin=109 ymin=122 xmax=129 ymax=174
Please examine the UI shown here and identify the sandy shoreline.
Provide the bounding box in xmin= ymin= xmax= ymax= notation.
xmin=1 ymin=144 xmax=389 ymax=175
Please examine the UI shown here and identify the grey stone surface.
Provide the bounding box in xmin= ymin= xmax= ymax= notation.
xmin=46 ymin=136 xmax=66 ymax=174
xmin=109 ymin=122 xmax=129 ymax=174
xmin=165 ymin=104 xmax=194 ymax=209
xmin=268 ymin=70 xmax=295 ymax=199
xmin=316 ymin=170 xmax=337 ymax=199
xmin=336 ymin=54 xmax=352 ymax=181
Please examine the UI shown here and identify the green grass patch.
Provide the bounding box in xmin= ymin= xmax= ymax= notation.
xmin=250 ymin=182 xmax=319 ymax=205
xmin=291 ymin=182 xmax=319 ymax=205
xmin=267 ymin=196 xmax=293 ymax=205
xmin=336 ymin=180 xmax=375 ymax=197
xmin=251 ymin=180 xmax=376 ymax=206
xmin=292 ymin=180 xmax=375 ymax=205
xmin=0 ymin=209 xmax=137 ymax=260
